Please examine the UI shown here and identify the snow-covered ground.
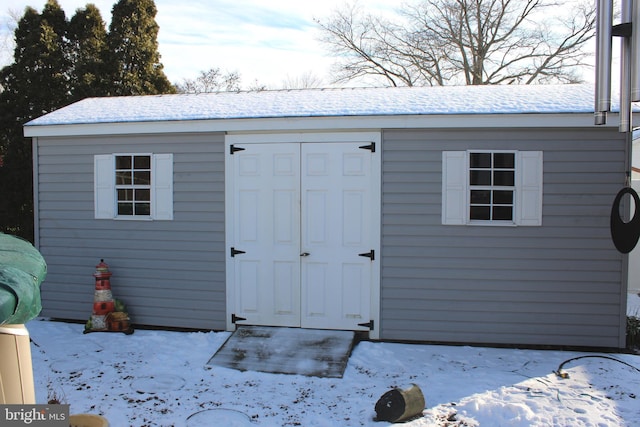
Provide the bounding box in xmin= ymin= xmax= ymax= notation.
xmin=26 ymin=293 xmax=640 ymax=427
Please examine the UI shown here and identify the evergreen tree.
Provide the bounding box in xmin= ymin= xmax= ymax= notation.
xmin=106 ymin=0 xmax=175 ymax=95
xmin=0 ymin=0 xmax=70 ymax=241
xmin=68 ymin=4 xmax=110 ymax=100
xmin=2 ymin=1 xmax=70 ymax=121
xmin=0 ymin=0 xmax=175 ymax=240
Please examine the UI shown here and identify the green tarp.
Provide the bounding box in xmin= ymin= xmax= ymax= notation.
xmin=0 ymin=233 xmax=46 ymax=324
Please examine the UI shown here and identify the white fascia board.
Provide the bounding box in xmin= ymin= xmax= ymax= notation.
xmin=226 ymin=131 xmax=382 ymax=144
xmin=23 ymin=112 xmax=628 ymax=138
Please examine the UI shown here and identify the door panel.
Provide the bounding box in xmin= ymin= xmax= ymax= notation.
xmin=301 ymin=143 xmax=372 ymax=330
xmin=233 ymin=144 xmax=301 ymax=327
xmin=231 ymin=142 xmax=373 ymax=331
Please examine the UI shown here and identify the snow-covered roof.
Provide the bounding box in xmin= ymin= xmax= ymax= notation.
xmin=26 ymin=84 xmax=601 ymax=127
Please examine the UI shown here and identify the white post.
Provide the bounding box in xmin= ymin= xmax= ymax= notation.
xmin=632 ymin=0 xmax=640 ymax=101
xmin=620 ymin=0 xmax=633 ymax=132
xmin=595 ymin=0 xmax=613 ymax=125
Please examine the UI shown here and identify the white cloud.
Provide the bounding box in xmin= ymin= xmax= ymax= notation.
xmin=153 ymin=0 xmax=347 ymax=87
xmin=1 ymin=0 xmax=362 ymax=88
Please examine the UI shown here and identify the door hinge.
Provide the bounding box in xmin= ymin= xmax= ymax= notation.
xmin=231 ymin=314 xmax=247 ymax=324
xmin=230 ymin=247 xmax=246 ymax=257
xmin=230 ymin=144 xmax=245 ymax=155
xmin=358 ymin=320 xmax=374 ymax=330
xmin=358 ymin=250 xmax=375 ymax=261
xmin=359 ymin=142 xmax=375 ymax=152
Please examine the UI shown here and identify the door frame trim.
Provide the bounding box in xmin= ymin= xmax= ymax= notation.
xmin=224 ymin=132 xmax=382 ymax=339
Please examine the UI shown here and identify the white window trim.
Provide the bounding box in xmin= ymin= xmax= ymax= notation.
xmin=442 ymin=150 xmax=543 ymax=226
xmin=94 ymin=153 xmax=173 ymax=220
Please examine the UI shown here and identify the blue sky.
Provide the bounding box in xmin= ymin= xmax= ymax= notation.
xmin=1 ymin=0 xmax=398 ymax=88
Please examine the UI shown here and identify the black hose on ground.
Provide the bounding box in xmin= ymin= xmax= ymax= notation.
xmin=554 ymin=355 xmax=640 ymax=379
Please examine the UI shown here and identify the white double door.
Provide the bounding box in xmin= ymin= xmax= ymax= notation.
xmin=229 ymin=142 xmax=376 ymax=331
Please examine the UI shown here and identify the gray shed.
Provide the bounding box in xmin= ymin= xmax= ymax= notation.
xmin=24 ymin=84 xmax=631 ymax=348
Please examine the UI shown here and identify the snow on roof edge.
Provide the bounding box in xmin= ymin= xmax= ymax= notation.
xmin=25 ymin=84 xmax=605 ymax=127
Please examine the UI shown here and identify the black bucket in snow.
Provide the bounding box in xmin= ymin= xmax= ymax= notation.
xmin=374 ymin=383 xmax=425 ymax=422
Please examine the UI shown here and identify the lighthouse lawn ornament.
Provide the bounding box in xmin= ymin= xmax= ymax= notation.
xmin=84 ymin=259 xmax=133 ymax=334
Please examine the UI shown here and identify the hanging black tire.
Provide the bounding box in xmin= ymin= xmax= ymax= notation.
xmin=610 ymin=187 xmax=640 ymax=253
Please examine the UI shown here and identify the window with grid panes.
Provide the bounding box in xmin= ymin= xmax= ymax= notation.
xmin=469 ymin=152 xmax=515 ymax=222
xmin=442 ymin=150 xmax=542 ymax=226
xmin=115 ymin=155 xmax=151 ymax=216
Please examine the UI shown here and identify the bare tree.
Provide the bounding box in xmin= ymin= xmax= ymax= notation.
xmin=281 ymin=71 xmax=325 ymax=89
xmin=316 ymin=0 xmax=595 ymax=86
xmin=246 ymin=79 xmax=268 ymax=92
xmin=175 ymin=67 xmax=241 ymax=93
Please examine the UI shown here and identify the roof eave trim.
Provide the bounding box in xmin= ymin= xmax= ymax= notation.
xmin=23 ymin=113 xmax=624 ymax=137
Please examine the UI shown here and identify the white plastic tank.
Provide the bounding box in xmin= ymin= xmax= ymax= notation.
xmin=0 ymin=324 xmax=35 ymax=404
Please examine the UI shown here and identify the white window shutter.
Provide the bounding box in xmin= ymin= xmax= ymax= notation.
xmin=442 ymin=151 xmax=467 ymax=225
xmin=152 ymin=153 xmax=173 ymax=220
xmin=94 ymin=154 xmax=115 ymax=219
xmin=516 ymin=151 xmax=543 ymax=226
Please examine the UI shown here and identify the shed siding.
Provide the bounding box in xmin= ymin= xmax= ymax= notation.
xmin=34 ymin=125 xmax=628 ymax=347
xmin=380 ymin=128 xmax=627 ymax=347
xmin=35 ymin=133 xmax=225 ymax=329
